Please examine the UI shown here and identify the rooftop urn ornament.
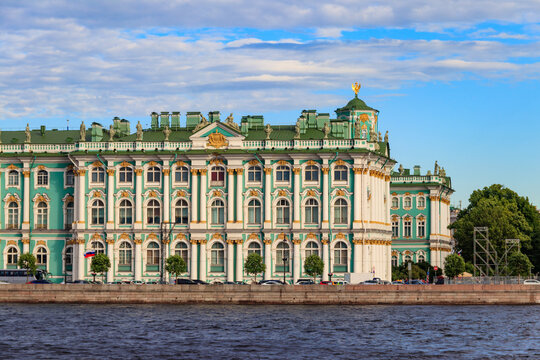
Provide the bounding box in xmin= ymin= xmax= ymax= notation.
xmin=108 ymin=125 xmax=115 ymax=142
xmin=264 ymin=124 xmax=273 ymax=140
xmin=398 ymin=164 xmax=404 ymax=175
xmin=434 ymin=160 xmax=439 ymax=175
xmin=79 ymin=121 xmax=86 ymax=142
xmin=25 ymin=123 xmax=31 ymax=144
xmin=384 ymin=130 xmax=389 ymax=142
xmin=294 ymin=120 xmax=301 ymax=139
xmin=225 ymin=113 xmax=239 ymax=130
xmin=323 ymin=122 xmax=330 ymax=139
xmin=163 ymin=125 xmax=171 ymax=141
xmin=136 ymin=121 xmax=143 ymax=141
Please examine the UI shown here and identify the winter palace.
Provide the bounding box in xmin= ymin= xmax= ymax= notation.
xmin=0 ymin=85 xmax=453 ymax=283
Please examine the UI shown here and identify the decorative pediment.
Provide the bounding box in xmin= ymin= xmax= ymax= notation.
xmin=331 ymin=188 xmax=351 ymax=197
xmin=33 ymin=193 xmax=50 ymax=203
xmin=305 ymin=233 xmax=318 ymax=240
xmin=248 ymin=159 xmax=260 ymax=166
xmin=276 ymin=160 xmax=289 ymax=166
xmin=189 ymin=122 xmax=245 ymax=150
xmin=37 ymin=165 xmax=46 ymax=170
xmin=301 ymin=189 xmax=321 ymax=198
xmin=211 ymin=189 xmax=224 ymax=197
xmin=63 ymin=194 xmax=74 ymax=203
xmin=176 ymin=190 xmax=187 ymax=197
xmin=147 ymin=161 xmax=158 ymax=167
xmin=120 ymin=161 xmax=132 ymax=168
xmin=7 ymin=164 xmax=18 ymax=170
xmin=248 ymin=233 xmax=259 ymax=241
xmin=175 ymin=233 xmax=187 ymax=241
xmin=91 ymin=233 xmax=103 ymax=241
xmin=209 ymin=158 xmax=224 ymax=166
xmin=175 ymin=160 xmax=187 ymax=167
xmin=306 ymin=160 xmax=317 ymax=166
xmin=119 ymin=233 xmax=131 ymax=241
xmin=334 ymin=233 xmax=346 ymax=241
xmin=4 ymin=193 xmax=21 ymax=203
xmin=277 ymin=233 xmax=288 ymax=241
xmin=92 ymin=161 xmax=102 ymax=167
xmin=211 ymin=233 xmax=223 ymax=241
xmin=335 ymin=159 xmax=346 ymax=166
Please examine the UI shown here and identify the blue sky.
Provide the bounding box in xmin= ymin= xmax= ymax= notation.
xmin=0 ymin=1 xmax=538 ymax=207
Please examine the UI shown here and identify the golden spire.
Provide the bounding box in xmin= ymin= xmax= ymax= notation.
xmin=352 ymin=82 xmax=361 ymax=96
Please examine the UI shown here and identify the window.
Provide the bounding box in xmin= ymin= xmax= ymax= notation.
xmin=392 ymin=220 xmax=399 ymax=237
xmin=146 ymin=199 xmax=161 ymax=225
xmin=417 ymin=219 xmax=425 ymax=238
xmin=211 ymin=199 xmax=225 ymax=225
xmin=391 ymin=256 xmax=398 ymax=267
xmin=174 ymin=199 xmax=189 ymax=224
xmin=7 ymin=247 xmax=18 ymax=266
xmin=391 ymin=197 xmax=399 ymax=208
xmin=146 ymin=242 xmax=160 ymax=268
xmin=91 ymin=199 xmax=105 ymax=225
xmin=418 ymin=254 xmax=425 ymax=263
xmin=65 ymin=170 xmax=74 ymax=186
xmin=304 ymin=165 xmax=319 ymax=182
xmin=7 ymin=202 xmax=19 ymax=229
xmin=304 ymin=198 xmax=319 ymax=225
xmin=276 ymin=242 xmax=290 ymax=272
xmin=276 ymin=165 xmax=290 ymax=182
xmin=210 ymin=166 xmax=225 ymax=186
xmin=247 ymin=166 xmax=262 ymax=182
xmin=404 ymin=218 xmax=412 ymax=237
xmin=276 ymin=199 xmax=290 ymax=225
xmin=404 ymin=197 xmax=412 ymax=208
xmin=174 ymin=166 xmax=189 ymax=183
xmin=8 ymin=170 xmax=19 ymax=186
xmin=334 ymin=199 xmax=348 ymax=225
xmin=174 ymin=242 xmax=189 ymax=265
xmin=119 ymin=167 xmax=133 ymax=184
xmin=147 ymin=166 xmax=161 ymax=184
xmin=247 ymin=199 xmax=261 ymax=225
xmin=65 ymin=247 xmax=73 ymax=270
xmin=36 ymin=202 xmax=48 ymax=229
xmin=36 ymin=247 xmax=47 ymax=267
xmin=247 ymin=242 xmax=261 ymax=256
xmin=333 ymin=241 xmax=348 ymax=272
xmin=37 ymin=170 xmax=48 ymax=186
xmin=334 ymin=165 xmax=348 ymax=182
xmin=305 ymin=241 xmax=319 ymax=258
xmin=210 ymin=243 xmax=225 ymax=272
xmin=119 ymin=199 xmax=133 ymax=225
xmin=65 ymin=202 xmax=74 ymax=229
xmin=91 ymin=167 xmax=105 ymax=184
xmin=91 ymin=241 xmax=105 ymax=255
xmin=404 ymin=255 xmax=412 ymax=262
xmin=119 ymin=242 xmax=132 ymax=271
xmin=417 ymin=196 xmax=425 ymax=208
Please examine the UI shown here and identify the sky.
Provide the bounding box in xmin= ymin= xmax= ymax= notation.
xmin=0 ymin=1 xmax=539 ymax=207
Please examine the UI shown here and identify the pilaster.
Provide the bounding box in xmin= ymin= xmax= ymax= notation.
xmin=199 ymin=240 xmax=207 ymax=282
xmin=322 ymin=166 xmax=329 ymax=229
xmin=292 ymin=165 xmax=301 ymax=230
xmin=235 ymin=169 xmax=243 ymax=226
xmin=263 ymin=165 xmax=272 ymax=230
xmin=191 ymin=169 xmax=199 ymax=225
xmin=227 ymin=239 xmax=235 ymax=282
xmin=292 ymin=237 xmax=301 ymax=283
xmin=235 ymin=239 xmax=243 ymax=282
xmin=199 ymin=169 xmax=207 ymax=225
xmin=263 ymin=238 xmax=272 ymax=280
xmin=190 ymin=239 xmax=198 ymax=280
xmin=322 ymin=237 xmax=329 ymax=281
xmin=134 ymin=237 xmax=142 ymax=281
xmin=106 ymin=168 xmax=115 ymax=230
xmin=22 ymin=167 xmax=30 ymax=230
xmin=134 ymin=166 xmax=143 ymax=230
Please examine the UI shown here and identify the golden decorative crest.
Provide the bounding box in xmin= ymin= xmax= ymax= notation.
xmin=121 ymin=191 xmax=129 ymax=197
xmin=207 ymin=130 xmax=228 ymax=149
xmin=210 ymin=158 xmax=224 ymax=166
xmin=306 ymin=189 xmax=316 ymax=197
xmin=336 ymin=189 xmax=345 ymax=196
xmin=335 ymin=232 xmax=345 ymax=240
xmin=37 ymin=165 xmax=46 ymax=170
xmin=212 ymin=233 xmax=223 ymax=241
xmin=306 ymin=232 xmax=317 ymax=240
xmin=65 ymin=195 xmax=74 ymax=202
xmin=249 ymin=190 xmax=258 ymax=197
xmin=248 ymin=233 xmax=259 ymax=241
xmin=359 ymin=113 xmax=369 ymax=122
xmin=335 ymin=159 xmax=345 ymax=166
xmin=92 ymin=161 xmax=102 ymax=167
xmin=148 ymin=190 xmax=157 ymax=198
xmin=147 ymin=233 xmax=158 ymax=240
xmin=177 ymin=190 xmax=186 ymax=197
xmin=278 ymin=189 xmax=287 ymax=197
xmin=277 ymin=233 xmax=287 ymax=241
xmin=7 ymin=195 xmax=18 ymax=203
xmin=175 ymin=160 xmax=186 ymax=167
xmin=7 ymin=240 xmax=17 ymax=246
xmin=175 ymin=234 xmax=186 ymax=240
xmin=36 ymin=194 xmax=48 ymax=203
xmin=106 ymin=169 xmax=115 ymax=176
xmin=92 ymin=192 xmax=102 ymax=198
xmin=91 ymin=233 xmax=102 ymax=240
xmin=147 ymin=161 xmax=157 ymax=167
xmin=248 ymin=159 xmax=259 ymax=166
xmin=119 ymin=233 xmax=130 ymax=240
xmin=212 ymin=190 xmax=222 ymax=197
xmin=352 ymin=82 xmax=361 ymax=95
xmin=306 ymin=160 xmax=316 ymax=166
xmin=277 ymin=160 xmax=288 ymax=165
xmin=120 ymin=161 xmax=131 ymax=167
xmin=7 ymin=164 xmax=17 ymax=170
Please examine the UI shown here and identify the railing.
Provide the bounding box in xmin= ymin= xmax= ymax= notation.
xmin=446 ymin=276 xmax=539 ymax=285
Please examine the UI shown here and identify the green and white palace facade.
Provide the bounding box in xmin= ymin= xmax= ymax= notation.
xmin=0 ymin=90 xmax=453 ymax=283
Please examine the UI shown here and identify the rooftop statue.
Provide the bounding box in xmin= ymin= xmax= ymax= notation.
xmin=79 ymin=121 xmax=86 ymax=142
xmin=384 ymin=130 xmax=389 ymax=142
xmin=434 ymin=160 xmax=439 ymax=175
xmin=378 ymin=131 xmax=382 ymax=141
xmin=294 ymin=120 xmax=301 ymax=139
xmin=108 ymin=125 xmax=115 ymax=142
xmin=193 ymin=114 xmax=209 ymax=132
xmin=136 ymin=121 xmax=143 ymax=141
xmin=225 ymin=113 xmax=239 ymax=131
xmin=398 ymin=164 xmax=404 ymax=175
xmin=354 ymin=119 xmax=361 ymax=139
xmin=323 ymin=122 xmax=330 ymax=139
xmin=25 ymin=123 xmax=31 ymax=144
xmin=163 ymin=125 xmax=171 ymax=141
xmin=264 ymin=124 xmax=273 ymax=140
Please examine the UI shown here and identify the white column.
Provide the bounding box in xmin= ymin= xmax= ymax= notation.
xmin=72 ymin=242 xmax=79 ymax=280
xmin=163 ymin=168 xmax=170 ymax=224
xmin=264 ymin=239 xmax=272 ymax=280
xmin=77 ymin=240 xmax=85 ymax=280
xmin=362 ymin=240 xmax=369 ymax=273
xmin=135 ymin=168 xmax=143 ymax=229
xmin=227 ymin=169 xmax=235 ymax=225
xmin=236 ymin=169 xmax=243 ymax=225
xmin=191 ymin=170 xmax=198 ymax=224
xmin=361 ymin=168 xmax=368 ymax=228
xmin=163 ymin=240 xmax=169 ymax=283
xmin=293 ymin=239 xmax=300 ymax=283
xmin=227 ymin=240 xmax=234 ymax=282
xmin=134 ymin=239 xmax=142 ymax=281
xmin=78 ymin=170 xmax=86 ymax=229
xmin=293 ymin=167 xmax=300 ymax=228
xmin=322 ymin=240 xmax=329 ymax=281
xmin=199 ymin=169 xmax=207 ymax=225
xmin=353 ymin=240 xmax=362 ymax=273
xmin=106 ymin=240 xmax=114 ymax=283
xmin=190 ymin=240 xmax=198 ymax=280
xmin=322 ymin=167 xmax=329 ymax=229
xmin=235 ymin=240 xmax=243 ymax=282
xmin=353 ymin=168 xmax=361 ymax=228
xmin=106 ymin=169 xmax=115 ymax=229
xmin=22 ymin=169 xmax=30 ymax=230
xmin=264 ymin=167 xmax=272 ymax=229
xmin=369 ymin=169 xmax=374 ymax=223
xmin=199 ymin=240 xmax=207 ymax=282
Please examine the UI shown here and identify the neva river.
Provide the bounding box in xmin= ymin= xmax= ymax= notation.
xmin=0 ymin=304 xmax=538 ymax=359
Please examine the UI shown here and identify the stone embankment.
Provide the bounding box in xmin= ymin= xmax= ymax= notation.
xmin=0 ymin=284 xmax=538 ymax=305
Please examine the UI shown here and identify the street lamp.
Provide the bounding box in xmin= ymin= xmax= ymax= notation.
xmin=328 ymin=272 xmax=333 ymax=283
xmin=282 ymin=257 xmax=288 ymax=284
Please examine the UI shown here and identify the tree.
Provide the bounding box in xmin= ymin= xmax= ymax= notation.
xmin=18 ymin=253 xmax=37 ymax=282
xmin=392 ymin=261 xmax=427 ymax=281
xmin=165 ymin=255 xmax=187 ymax=282
xmin=244 ymin=253 xmax=266 ymax=283
xmin=507 ymin=252 xmax=533 ymax=277
xmin=90 ymin=254 xmax=111 ymax=282
xmin=444 ymin=254 xmax=465 ymax=278
xmin=303 ymin=254 xmax=324 ymax=283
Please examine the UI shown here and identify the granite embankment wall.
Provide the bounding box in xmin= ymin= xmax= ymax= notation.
xmin=0 ymin=284 xmax=539 ymax=305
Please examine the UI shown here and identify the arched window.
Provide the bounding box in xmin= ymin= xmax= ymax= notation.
xmin=174 ymin=242 xmax=189 ymax=265
xmin=333 ymin=242 xmax=348 ymax=272
xmin=91 ymin=241 xmax=105 ymax=254
xmin=36 ymin=202 xmax=48 ymax=229
xmin=65 ymin=247 xmax=73 ymax=271
xmin=146 ymin=242 xmax=160 ymax=269
xmin=6 ymin=247 xmax=18 ymax=266
xmin=211 ymin=199 xmax=225 ymax=225
xmin=418 ymin=254 xmax=425 ymax=263
xmin=8 ymin=170 xmax=19 ymax=186
xmin=37 ymin=170 xmax=48 ymax=186
xmin=304 ymin=165 xmax=319 ymax=182
xmin=276 ymin=242 xmax=290 ymax=272
xmin=119 ymin=242 xmax=132 ymax=271
xmin=91 ymin=199 xmax=105 ymax=225
xmin=247 ymin=242 xmax=261 ymax=256
xmin=304 ymin=198 xmax=319 ymax=225
xmin=210 ymin=243 xmax=225 ymax=272
xmin=119 ymin=199 xmax=133 ymax=225
xmin=91 ymin=167 xmax=105 ymax=184
xmin=247 ymin=166 xmax=262 ymax=182
xmin=333 ymin=165 xmax=348 ymax=182
xmin=174 ymin=199 xmax=189 ymax=224
xmin=146 ymin=199 xmax=161 ymax=225
xmin=147 ymin=166 xmax=161 ymax=184
xmin=65 ymin=169 xmax=74 ymax=186
xmin=7 ymin=202 xmax=19 ymax=229
xmin=65 ymin=201 xmax=74 ymax=229
xmin=247 ymin=199 xmax=261 ymax=225
xmin=210 ymin=166 xmax=225 ymax=187
xmin=36 ymin=247 xmax=47 ymax=267
xmin=404 ymin=218 xmax=412 ymax=237
xmin=174 ymin=166 xmax=189 ymax=183
xmin=391 ymin=197 xmax=399 ymax=208
xmin=404 ymin=197 xmax=412 ymax=208
xmin=417 ymin=196 xmax=425 ymax=208
xmin=119 ymin=167 xmax=133 ymax=184
xmin=305 ymin=241 xmax=319 ymax=258
xmin=276 ymin=199 xmax=290 ymax=225
xmin=275 ymin=165 xmax=290 ymax=182
xmin=391 ymin=256 xmax=398 ymax=267
xmin=333 ymin=199 xmax=348 ymax=225
xmin=404 ymin=255 xmax=412 ymax=262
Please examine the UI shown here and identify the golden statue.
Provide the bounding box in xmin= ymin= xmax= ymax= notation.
xmin=352 ymin=82 xmax=361 ymax=96
xmin=207 ymin=130 xmax=228 ymax=149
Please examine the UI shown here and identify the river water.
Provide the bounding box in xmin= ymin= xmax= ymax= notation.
xmin=0 ymin=304 xmax=538 ymax=359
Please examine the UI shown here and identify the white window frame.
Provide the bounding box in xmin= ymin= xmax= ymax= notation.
xmin=246 ymin=198 xmax=262 ymax=225
xmin=64 ymin=169 xmax=75 ymax=188
xmin=145 ymin=199 xmax=161 ymax=226
xmin=275 ymin=198 xmax=291 ymax=226
xmin=332 ymin=198 xmax=349 ymax=226
xmin=173 ymin=198 xmax=189 ymax=225
xmin=6 ymin=201 xmax=20 ymax=230
xmin=118 ymin=199 xmax=134 ymax=226
xmin=90 ymin=166 xmax=106 ymax=186
xmin=274 ymin=164 xmax=291 ymax=185
xmin=90 ymin=199 xmax=106 ymax=226
xmin=146 ymin=166 xmax=162 ymax=187
xmin=35 ymin=169 xmax=49 ymax=189
xmin=118 ymin=166 xmax=134 ymax=186
xmin=210 ymin=198 xmax=225 ymax=225
xmin=303 ymin=198 xmax=320 ymax=225
xmin=209 ymin=166 xmax=225 ymax=187
xmin=34 ymin=201 xmax=49 ymax=230
xmin=303 ymin=164 xmax=319 ymax=184
xmin=246 ymin=165 xmax=263 ymax=185
xmin=173 ymin=165 xmax=190 ymax=186
xmin=7 ymin=170 xmax=20 ymax=188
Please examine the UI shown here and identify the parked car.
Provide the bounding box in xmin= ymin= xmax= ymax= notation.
xmin=260 ymin=280 xmax=285 ymax=285
xmin=435 ymin=276 xmax=445 ymax=285
xmin=523 ymin=279 xmax=540 ymax=285
xmin=193 ymin=280 xmax=208 ymax=285
xmin=408 ymin=279 xmax=426 ymax=285
xmin=71 ymin=280 xmax=90 ymax=284
xmin=361 ymin=280 xmax=379 ymax=285
xmin=27 ymin=279 xmax=53 ymax=284
xmin=146 ymin=281 xmax=159 ymax=284
xmin=332 ymin=281 xmax=349 ymax=285
xmin=391 ymin=281 xmax=403 ymax=285
xmin=175 ymin=279 xmax=196 ymax=285
xmin=131 ymin=280 xmax=144 ymax=285
xmin=295 ymin=279 xmax=315 ymax=285
xmin=319 ymin=281 xmax=333 ymax=285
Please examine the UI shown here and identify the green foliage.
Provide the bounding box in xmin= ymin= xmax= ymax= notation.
xmin=165 ymin=255 xmax=187 ymax=280
xmin=450 ymin=185 xmax=540 ymax=273
xmin=444 ymin=254 xmax=465 ymax=278
xmin=507 ymin=252 xmax=533 ymax=277
xmin=90 ymin=254 xmax=111 ymax=276
xmin=18 ymin=253 xmax=37 ymax=281
xmin=303 ymin=254 xmax=324 ymax=282
xmin=392 ymin=262 xmax=427 ymax=281
xmin=244 ymin=253 xmax=266 ymax=283
xmin=464 ymin=262 xmax=475 ymax=274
